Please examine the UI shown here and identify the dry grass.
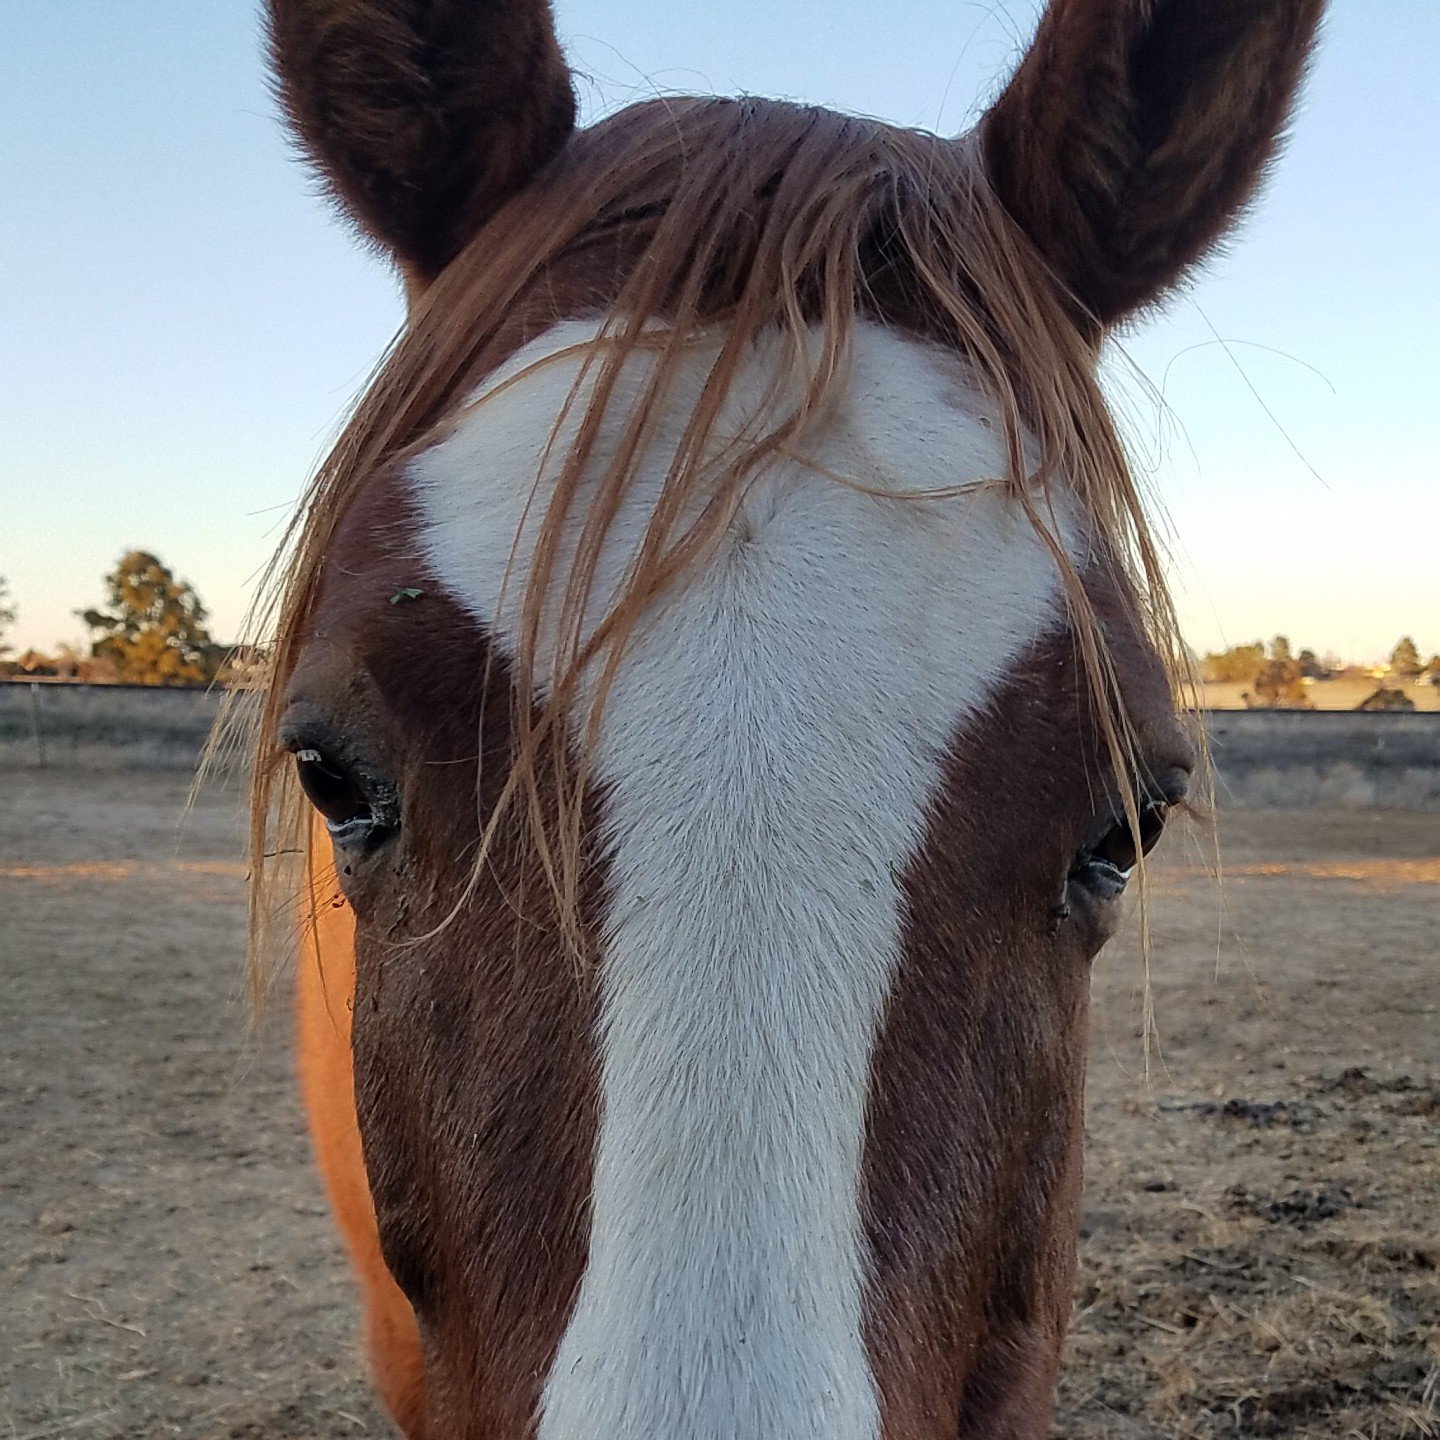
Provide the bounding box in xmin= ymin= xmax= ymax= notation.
xmin=2 ymin=773 xmax=1435 ymax=1438
xmin=1060 ymin=1035 xmax=1440 ymax=1435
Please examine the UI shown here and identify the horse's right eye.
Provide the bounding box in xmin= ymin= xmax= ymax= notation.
xmin=294 ymin=747 xmax=376 ymax=837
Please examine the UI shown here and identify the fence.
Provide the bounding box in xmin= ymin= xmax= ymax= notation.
xmin=2 ymin=682 xmax=1438 ymax=808
xmin=1203 ymin=709 xmax=1439 ymax=810
xmin=0 ymin=681 xmax=236 ymax=773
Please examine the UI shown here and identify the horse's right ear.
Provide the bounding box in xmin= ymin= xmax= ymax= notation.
xmin=978 ymin=0 xmax=1325 ymax=329
xmin=266 ymin=0 xmax=576 ymax=284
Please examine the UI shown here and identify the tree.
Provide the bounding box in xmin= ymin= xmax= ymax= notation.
xmin=1390 ymin=636 xmax=1422 ymax=677
xmin=1356 ymin=687 xmax=1416 ymax=713
xmin=80 ymin=550 xmax=217 ymax=685
xmin=1202 ymin=642 xmax=1266 ymax=685
xmin=0 ymin=576 xmax=14 ymax=658
xmin=1247 ymin=634 xmax=1311 ymax=709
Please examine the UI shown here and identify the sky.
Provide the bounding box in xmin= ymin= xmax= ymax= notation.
xmin=2 ymin=1 xmax=1437 ymax=664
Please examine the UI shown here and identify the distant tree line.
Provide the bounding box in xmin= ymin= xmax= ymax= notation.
xmin=1201 ymin=634 xmax=1439 ymax=711
xmin=1 ymin=554 xmax=1434 ymax=696
xmin=0 ymin=551 xmax=255 ymax=687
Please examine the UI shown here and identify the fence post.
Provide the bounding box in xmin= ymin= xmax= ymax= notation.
xmin=29 ymin=681 xmax=46 ymax=768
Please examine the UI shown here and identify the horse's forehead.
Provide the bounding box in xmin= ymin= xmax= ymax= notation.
xmin=407 ymin=319 xmax=1064 ymax=677
xmin=304 ymin=317 xmax=1177 ymax=737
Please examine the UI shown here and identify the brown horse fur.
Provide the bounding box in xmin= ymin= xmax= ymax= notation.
xmin=253 ymin=2 xmax=1326 ymax=1435
xmin=296 ymin=844 xmax=429 ymax=1432
xmin=265 ymin=0 xmax=576 ymax=281
xmin=982 ymin=0 xmax=1326 ymax=328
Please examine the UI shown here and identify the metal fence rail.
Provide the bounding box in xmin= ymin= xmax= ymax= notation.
xmin=2 ymin=681 xmax=1437 ymax=806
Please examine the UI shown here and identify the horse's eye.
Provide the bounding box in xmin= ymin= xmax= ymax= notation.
xmin=294 ymin=747 xmax=373 ymax=835
xmin=1071 ymin=800 xmax=1169 ymax=898
xmin=1094 ymin=801 xmax=1168 ymax=875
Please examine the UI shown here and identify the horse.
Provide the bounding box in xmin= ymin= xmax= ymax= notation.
xmin=253 ymin=2 xmax=1324 ymax=1435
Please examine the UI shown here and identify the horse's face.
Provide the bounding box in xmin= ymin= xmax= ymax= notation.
xmin=266 ymin=4 xmax=1322 ymax=1437
xmin=283 ymin=324 xmax=1191 ymax=1435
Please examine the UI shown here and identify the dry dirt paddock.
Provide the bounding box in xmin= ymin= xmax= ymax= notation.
xmin=2 ymin=769 xmax=1436 ymax=1439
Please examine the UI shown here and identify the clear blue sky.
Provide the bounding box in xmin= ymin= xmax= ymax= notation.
xmin=2 ymin=1 xmax=1436 ymax=663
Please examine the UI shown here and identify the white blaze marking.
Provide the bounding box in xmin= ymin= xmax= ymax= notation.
xmin=411 ymin=320 xmax=1065 ymax=1440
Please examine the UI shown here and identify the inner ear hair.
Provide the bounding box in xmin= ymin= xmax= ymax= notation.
xmin=979 ymin=0 xmax=1326 ymax=328
xmin=267 ymin=0 xmax=576 ymax=280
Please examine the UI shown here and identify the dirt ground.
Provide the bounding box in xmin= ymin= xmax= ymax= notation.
xmin=2 ymin=770 xmax=1436 ymax=1439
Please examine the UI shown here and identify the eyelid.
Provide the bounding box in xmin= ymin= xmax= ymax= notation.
xmin=1152 ymin=763 xmax=1193 ymax=805
xmin=1116 ymin=768 xmax=1189 ymax=821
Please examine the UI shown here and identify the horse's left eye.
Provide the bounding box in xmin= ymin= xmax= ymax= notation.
xmin=1094 ymin=801 xmax=1168 ymax=875
xmin=294 ymin=747 xmax=375 ymax=837
xmin=1070 ymin=800 xmax=1169 ymax=898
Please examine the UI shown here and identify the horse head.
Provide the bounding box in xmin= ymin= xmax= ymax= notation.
xmin=258 ymin=3 xmax=1324 ymax=1435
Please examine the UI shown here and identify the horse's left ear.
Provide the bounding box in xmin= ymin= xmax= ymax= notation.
xmin=978 ymin=0 xmax=1326 ymax=329
xmin=267 ymin=0 xmax=576 ymax=284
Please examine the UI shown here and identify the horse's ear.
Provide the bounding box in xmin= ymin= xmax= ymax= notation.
xmin=978 ymin=0 xmax=1325 ymax=329
xmin=266 ymin=0 xmax=576 ymax=283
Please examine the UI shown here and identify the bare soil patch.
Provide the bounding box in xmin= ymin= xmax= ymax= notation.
xmin=1 ymin=771 xmax=1435 ymax=1437
xmin=1062 ymin=809 xmax=1440 ymax=1438
xmin=0 ymin=770 xmax=386 ymax=1439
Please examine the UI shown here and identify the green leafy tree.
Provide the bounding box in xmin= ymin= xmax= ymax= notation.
xmin=0 ymin=576 xmax=15 ymax=658
xmin=1390 ymin=636 xmax=1422 ymax=676
xmin=80 ymin=550 xmax=217 ymax=685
